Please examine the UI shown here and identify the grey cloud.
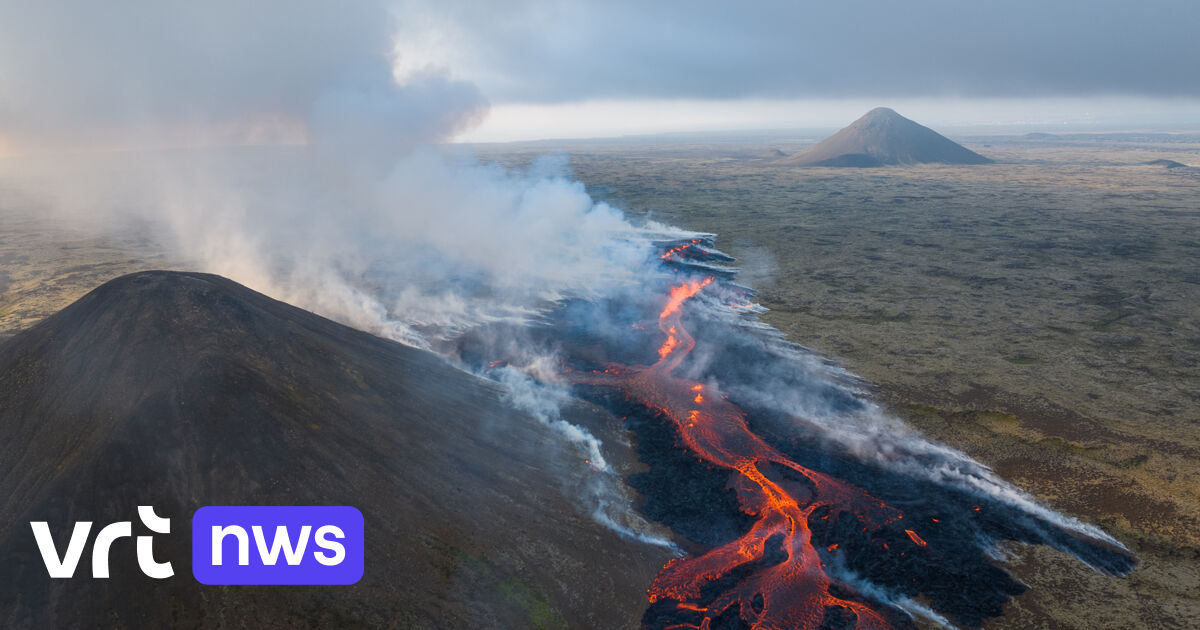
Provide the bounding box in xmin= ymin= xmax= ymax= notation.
xmin=2 ymin=0 xmax=1192 ymax=147
xmin=397 ymin=0 xmax=1200 ymax=102
xmin=0 ymin=1 xmax=485 ymax=149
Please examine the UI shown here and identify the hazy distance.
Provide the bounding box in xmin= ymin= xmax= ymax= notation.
xmin=1 ymin=1 xmax=1198 ymax=152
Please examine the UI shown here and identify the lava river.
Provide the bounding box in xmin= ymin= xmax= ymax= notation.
xmin=573 ymin=277 xmax=905 ymax=629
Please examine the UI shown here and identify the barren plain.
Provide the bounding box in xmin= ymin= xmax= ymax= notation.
xmin=479 ymin=131 xmax=1200 ymax=628
xmin=2 ymin=130 xmax=1198 ymax=628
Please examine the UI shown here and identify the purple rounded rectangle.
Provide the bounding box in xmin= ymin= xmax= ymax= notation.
xmin=192 ymin=506 xmax=363 ymax=585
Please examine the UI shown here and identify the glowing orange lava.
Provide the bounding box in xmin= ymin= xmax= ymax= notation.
xmin=904 ymin=530 xmax=927 ymax=547
xmin=660 ymin=239 xmax=703 ymax=261
xmin=572 ymin=277 xmax=902 ymax=629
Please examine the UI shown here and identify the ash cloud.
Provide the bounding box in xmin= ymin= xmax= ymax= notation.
xmin=0 ymin=0 xmax=667 ymax=544
xmin=0 ymin=0 xmax=485 ymax=152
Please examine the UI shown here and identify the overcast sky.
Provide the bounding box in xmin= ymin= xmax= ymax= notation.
xmin=397 ymin=0 xmax=1200 ymax=101
xmin=1 ymin=0 xmax=1197 ymax=151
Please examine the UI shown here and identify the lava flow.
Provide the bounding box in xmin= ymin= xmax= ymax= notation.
xmin=573 ymin=277 xmax=903 ymax=629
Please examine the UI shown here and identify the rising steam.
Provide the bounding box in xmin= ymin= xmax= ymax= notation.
xmin=0 ymin=4 xmax=1134 ymax=626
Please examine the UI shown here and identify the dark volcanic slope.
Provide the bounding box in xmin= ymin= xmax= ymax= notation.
xmin=0 ymin=271 xmax=667 ymax=629
xmin=784 ymin=107 xmax=993 ymax=167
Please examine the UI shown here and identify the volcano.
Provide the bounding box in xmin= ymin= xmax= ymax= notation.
xmin=783 ymin=108 xmax=993 ymax=167
xmin=0 ymin=254 xmax=1137 ymax=629
xmin=0 ymin=271 xmax=668 ymax=629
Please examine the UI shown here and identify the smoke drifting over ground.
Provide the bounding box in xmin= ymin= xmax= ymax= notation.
xmin=10 ymin=142 xmax=1133 ymax=623
xmin=0 ymin=4 xmax=1135 ymax=626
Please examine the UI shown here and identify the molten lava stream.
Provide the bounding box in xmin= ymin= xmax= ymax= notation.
xmin=575 ymin=277 xmax=900 ymax=629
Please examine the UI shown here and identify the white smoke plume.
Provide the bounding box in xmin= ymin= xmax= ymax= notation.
xmin=493 ymin=364 xmax=679 ymax=551
xmin=0 ymin=0 xmax=673 ymax=544
xmin=0 ymin=1 xmax=1127 ymax=572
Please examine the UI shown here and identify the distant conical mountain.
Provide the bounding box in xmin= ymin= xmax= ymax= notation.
xmin=783 ymin=107 xmax=993 ymax=167
xmin=0 ymin=271 xmax=666 ymax=629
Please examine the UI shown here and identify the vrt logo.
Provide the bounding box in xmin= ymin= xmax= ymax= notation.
xmin=28 ymin=505 xmax=363 ymax=585
xmin=30 ymin=505 xmax=174 ymax=579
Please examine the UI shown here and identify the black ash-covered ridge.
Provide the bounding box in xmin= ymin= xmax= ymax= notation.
xmin=0 ymin=270 xmax=667 ymax=629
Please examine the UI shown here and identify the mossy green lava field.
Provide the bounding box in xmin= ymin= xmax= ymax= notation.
xmin=3 ymin=131 xmax=1199 ymax=627
xmin=481 ymin=131 xmax=1200 ymax=628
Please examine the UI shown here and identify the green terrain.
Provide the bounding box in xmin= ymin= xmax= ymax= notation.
xmin=3 ymin=131 xmax=1198 ymax=627
xmin=481 ymin=132 xmax=1200 ymax=629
